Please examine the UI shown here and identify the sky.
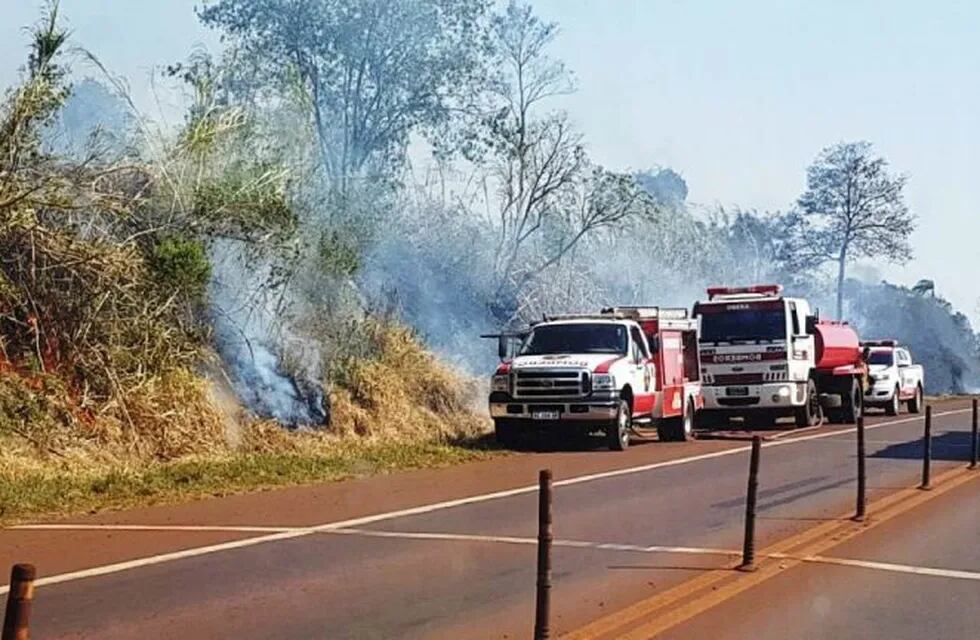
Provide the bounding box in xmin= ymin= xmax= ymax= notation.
xmin=1 ymin=0 xmax=977 ymax=323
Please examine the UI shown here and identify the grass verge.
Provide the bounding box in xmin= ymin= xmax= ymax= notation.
xmin=0 ymin=439 xmax=499 ymax=526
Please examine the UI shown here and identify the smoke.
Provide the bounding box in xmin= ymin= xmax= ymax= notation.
xmin=845 ymin=280 xmax=980 ymax=394
xmin=358 ymin=165 xmax=980 ymax=399
xmin=359 ymin=195 xmax=501 ymax=374
xmin=209 ymin=238 xmax=328 ymax=427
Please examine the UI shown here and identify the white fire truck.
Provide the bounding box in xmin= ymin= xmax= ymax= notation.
xmin=694 ymin=285 xmax=868 ymax=428
xmin=861 ymin=340 xmax=924 ymax=415
xmin=487 ymin=307 xmax=703 ymax=450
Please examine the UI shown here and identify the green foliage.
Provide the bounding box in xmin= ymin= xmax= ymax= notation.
xmin=0 ymin=441 xmax=494 ymax=523
xmin=149 ymin=237 xmax=211 ymax=298
xmin=197 ymin=0 xmax=492 ymax=186
xmin=784 ymin=141 xmax=915 ymax=319
xmin=316 ymin=230 xmax=361 ymax=277
xmin=192 ymin=166 xmax=297 ymax=239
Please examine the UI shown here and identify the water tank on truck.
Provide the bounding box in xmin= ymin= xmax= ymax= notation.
xmin=813 ymin=321 xmax=863 ymax=372
xmin=809 ymin=320 xmax=867 ymax=424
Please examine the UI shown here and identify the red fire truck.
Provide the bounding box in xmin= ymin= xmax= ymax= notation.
xmin=488 ymin=306 xmax=703 ymax=450
xmin=695 ymin=285 xmax=868 ymax=427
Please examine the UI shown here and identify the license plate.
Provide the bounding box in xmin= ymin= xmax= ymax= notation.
xmin=726 ymin=386 xmax=749 ymax=397
xmin=532 ymin=411 xmax=560 ymax=420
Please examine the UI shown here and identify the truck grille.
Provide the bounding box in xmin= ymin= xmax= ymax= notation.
xmin=514 ymin=370 xmax=588 ymax=399
xmin=712 ymin=373 xmax=765 ymax=385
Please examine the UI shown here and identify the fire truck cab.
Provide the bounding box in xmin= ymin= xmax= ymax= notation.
xmin=695 ymin=285 xmax=866 ymax=428
xmin=487 ymin=307 xmax=702 ymax=450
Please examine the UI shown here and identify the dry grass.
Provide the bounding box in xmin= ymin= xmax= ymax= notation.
xmin=329 ymin=322 xmax=487 ymax=441
xmin=0 ymin=322 xmax=495 ymax=524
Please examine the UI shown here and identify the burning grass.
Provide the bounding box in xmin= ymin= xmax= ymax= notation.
xmin=0 ymin=8 xmax=494 ymax=524
xmin=0 ymin=322 xmax=495 ymax=524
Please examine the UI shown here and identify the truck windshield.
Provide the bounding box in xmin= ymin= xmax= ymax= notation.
xmin=867 ymin=350 xmax=894 ymax=366
xmin=697 ymin=306 xmax=787 ymax=343
xmin=519 ymin=323 xmax=627 ymax=355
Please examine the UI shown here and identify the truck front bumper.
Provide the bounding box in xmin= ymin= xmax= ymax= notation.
xmin=489 ymin=392 xmax=619 ymax=423
xmin=864 ymin=381 xmax=897 ymax=405
xmin=702 ymin=382 xmax=808 ymax=411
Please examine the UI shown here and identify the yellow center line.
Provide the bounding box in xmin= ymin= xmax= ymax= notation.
xmin=563 ymin=466 xmax=979 ymax=640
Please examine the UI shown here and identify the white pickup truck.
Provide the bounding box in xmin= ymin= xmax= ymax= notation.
xmin=862 ymin=340 xmax=924 ymax=415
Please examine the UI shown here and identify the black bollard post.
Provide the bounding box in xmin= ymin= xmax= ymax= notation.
xmin=971 ymin=398 xmax=978 ymax=470
xmin=2 ymin=564 xmax=36 ymax=640
xmin=533 ymin=469 xmax=553 ymax=640
xmin=739 ymin=436 xmax=761 ymax=571
xmin=854 ymin=415 xmax=866 ymax=521
xmin=920 ymin=406 xmax=932 ymax=490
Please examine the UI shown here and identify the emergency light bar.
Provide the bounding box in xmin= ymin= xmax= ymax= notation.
xmin=600 ymin=306 xmax=689 ymax=320
xmin=860 ymin=339 xmax=898 ymax=348
xmin=706 ymin=284 xmax=783 ymax=300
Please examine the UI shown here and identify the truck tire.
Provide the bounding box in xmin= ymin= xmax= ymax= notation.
xmin=494 ymin=419 xmax=520 ymax=449
xmin=794 ymin=379 xmax=820 ymax=428
xmin=657 ymin=399 xmax=695 ymax=442
xmin=885 ymin=386 xmax=900 ymax=416
xmin=908 ymin=384 xmax=923 ymax=414
xmin=841 ymin=379 xmax=862 ymax=424
xmin=606 ymin=399 xmax=632 ymax=451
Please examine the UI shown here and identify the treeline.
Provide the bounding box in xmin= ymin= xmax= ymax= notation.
xmin=3 ymin=0 xmax=977 ymax=446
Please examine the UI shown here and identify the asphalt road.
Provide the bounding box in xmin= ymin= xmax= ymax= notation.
xmin=1 ymin=398 xmax=976 ymax=639
xmin=660 ymin=474 xmax=980 ymax=640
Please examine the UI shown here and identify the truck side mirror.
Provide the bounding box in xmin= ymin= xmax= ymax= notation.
xmin=805 ymin=315 xmax=817 ymax=334
xmin=648 ymin=336 xmax=660 ymax=353
xmin=497 ymin=335 xmax=509 ymax=361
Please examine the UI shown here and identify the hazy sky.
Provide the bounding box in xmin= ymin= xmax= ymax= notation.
xmin=2 ymin=0 xmax=977 ymax=322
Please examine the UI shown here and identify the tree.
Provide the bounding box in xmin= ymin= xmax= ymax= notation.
xmin=197 ymin=0 xmax=491 ymax=198
xmin=784 ymin=141 xmax=914 ymax=319
xmin=634 ymin=167 xmax=688 ymax=209
xmin=471 ymin=1 xmax=655 ymax=322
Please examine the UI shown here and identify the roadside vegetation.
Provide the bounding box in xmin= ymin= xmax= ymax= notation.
xmin=2 ymin=1 xmax=977 ymax=522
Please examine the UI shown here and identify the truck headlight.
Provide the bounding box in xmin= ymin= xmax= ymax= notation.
xmin=592 ymin=374 xmax=616 ymax=391
xmin=491 ymin=374 xmax=510 ymax=392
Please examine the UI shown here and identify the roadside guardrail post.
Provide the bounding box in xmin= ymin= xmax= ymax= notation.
xmin=920 ymin=406 xmax=932 ymax=490
xmin=534 ymin=469 xmax=553 ymax=640
xmin=739 ymin=436 xmax=761 ymax=571
xmin=971 ymin=397 xmax=978 ymax=470
xmin=2 ymin=564 xmax=35 ymax=640
xmin=854 ymin=415 xmax=866 ymax=521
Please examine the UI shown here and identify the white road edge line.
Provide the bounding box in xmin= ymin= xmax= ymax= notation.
xmin=784 ymin=554 xmax=980 ymax=582
xmin=326 ymin=528 xmax=739 ymax=557
xmin=7 ymin=524 xmax=740 ymax=555
xmin=1 ymin=408 xmax=969 ymax=595
xmin=12 ymin=524 xmax=297 ymax=533
xmin=329 ymin=529 xmax=980 ymax=582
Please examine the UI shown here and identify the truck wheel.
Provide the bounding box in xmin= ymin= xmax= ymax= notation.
xmin=908 ymin=384 xmax=923 ymax=414
xmin=494 ymin=419 xmax=520 ymax=449
xmin=794 ymin=379 xmax=821 ymax=428
xmin=885 ymin=386 xmax=900 ymax=416
xmin=657 ymin=400 xmax=695 ymax=442
xmin=841 ymin=379 xmax=862 ymax=424
xmin=606 ymin=399 xmax=631 ymax=451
